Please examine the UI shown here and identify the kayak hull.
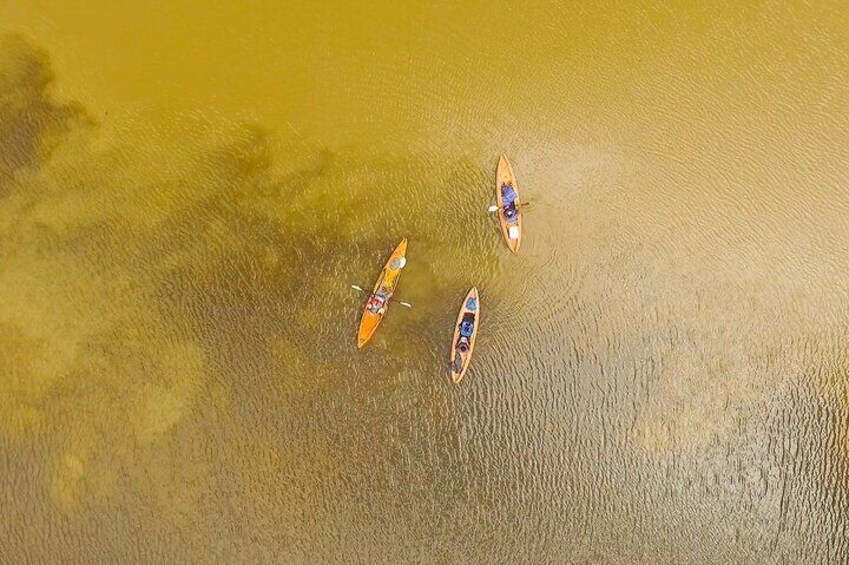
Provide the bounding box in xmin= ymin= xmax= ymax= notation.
xmin=357 ymin=238 xmax=408 ymax=348
xmin=496 ymin=155 xmax=522 ymax=253
xmin=449 ymin=287 xmax=480 ymax=383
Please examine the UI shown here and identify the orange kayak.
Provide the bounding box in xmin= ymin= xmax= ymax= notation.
xmin=449 ymin=287 xmax=480 ymax=383
xmin=496 ymin=155 xmax=523 ymax=253
xmin=357 ymin=238 xmax=408 ymax=348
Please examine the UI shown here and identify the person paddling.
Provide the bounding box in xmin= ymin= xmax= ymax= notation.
xmin=501 ymin=183 xmax=520 ymax=223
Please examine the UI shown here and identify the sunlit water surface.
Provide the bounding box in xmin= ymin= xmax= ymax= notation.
xmin=0 ymin=2 xmax=847 ymax=563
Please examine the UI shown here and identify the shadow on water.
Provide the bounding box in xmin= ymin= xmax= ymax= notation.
xmin=0 ymin=36 xmax=92 ymax=191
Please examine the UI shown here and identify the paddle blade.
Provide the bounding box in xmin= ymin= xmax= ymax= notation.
xmin=487 ymin=205 xmax=499 ymax=213
xmin=351 ymin=285 xmax=364 ymax=292
xmin=399 ymin=301 xmax=412 ymax=308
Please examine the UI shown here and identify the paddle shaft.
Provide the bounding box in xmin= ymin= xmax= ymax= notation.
xmin=350 ymin=285 xmax=412 ymax=307
xmin=488 ymin=201 xmax=532 ymax=213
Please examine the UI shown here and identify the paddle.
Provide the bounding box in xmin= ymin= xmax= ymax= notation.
xmin=487 ymin=201 xmax=532 ymax=213
xmin=350 ymin=285 xmax=412 ymax=308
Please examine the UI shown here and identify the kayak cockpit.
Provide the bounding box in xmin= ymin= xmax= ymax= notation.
xmin=455 ymin=313 xmax=476 ymax=354
xmin=501 ymin=183 xmax=520 ymax=225
xmin=459 ymin=314 xmax=475 ymax=338
xmin=367 ymin=293 xmax=387 ymax=314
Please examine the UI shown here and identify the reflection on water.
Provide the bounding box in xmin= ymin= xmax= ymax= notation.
xmin=1 ymin=2 xmax=848 ymax=563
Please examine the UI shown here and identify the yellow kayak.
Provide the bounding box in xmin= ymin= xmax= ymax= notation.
xmin=357 ymin=238 xmax=408 ymax=348
xmin=496 ymin=155 xmax=523 ymax=253
xmin=449 ymin=287 xmax=480 ymax=383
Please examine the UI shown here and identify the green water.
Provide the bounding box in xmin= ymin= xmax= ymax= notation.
xmin=1 ymin=2 xmax=848 ymax=563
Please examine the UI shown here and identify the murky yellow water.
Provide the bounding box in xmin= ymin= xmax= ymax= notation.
xmin=1 ymin=2 xmax=848 ymax=563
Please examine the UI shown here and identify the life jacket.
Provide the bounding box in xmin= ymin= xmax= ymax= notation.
xmin=460 ymin=319 xmax=475 ymax=338
xmin=501 ymin=184 xmax=518 ymax=206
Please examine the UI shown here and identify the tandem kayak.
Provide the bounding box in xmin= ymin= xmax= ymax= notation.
xmin=449 ymin=287 xmax=480 ymax=383
xmin=495 ymin=155 xmax=523 ymax=253
xmin=357 ymin=238 xmax=408 ymax=348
